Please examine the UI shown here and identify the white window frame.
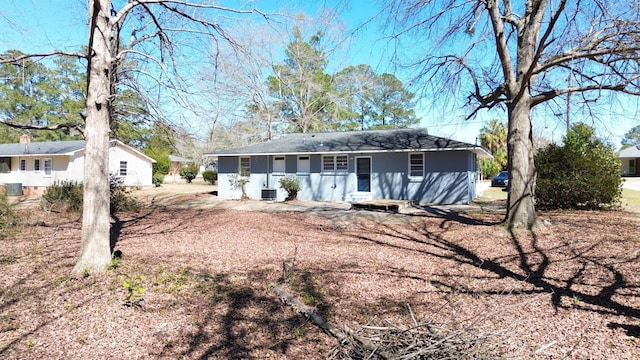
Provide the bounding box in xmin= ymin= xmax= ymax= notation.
xmin=322 ymin=155 xmax=348 ymax=172
xmin=19 ymin=158 xmax=26 ymax=172
xmin=336 ymin=155 xmax=348 ymax=171
xmin=34 ymin=158 xmax=41 ymax=172
xmin=43 ymin=158 xmax=52 ymax=177
xmin=297 ymin=155 xmax=310 ymax=174
xmin=239 ymin=157 xmax=251 ymax=176
xmin=409 ymin=152 xmax=425 ymax=178
xmin=273 ymin=156 xmax=285 ymax=173
xmin=119 ymin=161 xmax=128 ymax=176
xmin=322 ymin=155 xmax=335 ymax=171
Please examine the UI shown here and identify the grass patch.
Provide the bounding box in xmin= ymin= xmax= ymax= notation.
xmin=622 ymin=188 xmax=640 ymax=205
xmin=475 ymin=185 xmax=508 ymax=203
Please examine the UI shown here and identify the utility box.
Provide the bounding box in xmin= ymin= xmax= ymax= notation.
xmin=261 ymin=188 xmax=277 ymax=200
xmin=5 ymin=183 xmax=22 ymax=196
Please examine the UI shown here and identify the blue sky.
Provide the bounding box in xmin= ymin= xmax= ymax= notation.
xmin=0 ymin=0 xmax=638 ymax=148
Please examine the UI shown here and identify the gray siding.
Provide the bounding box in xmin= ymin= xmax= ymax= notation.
xmin=217 ymin=151 xmax=478 ymax=204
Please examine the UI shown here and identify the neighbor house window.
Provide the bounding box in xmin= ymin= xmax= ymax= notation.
xmin=19 ymin=159 xmax=26 ymax=171
xmin=0 ymin=158 xmax=10 ymax=173
xmin=119 ymin=161 xmax=128 ymax=176
xmin=43 ymin=159 xmax=52 ymax=176
xmin=322 ymin=155 xmax=348 ymax=172
xmin=409 ymin=153 xmax=424 ymax=177
xmin=239 ymin=157 xmax=251 ymax=176
xmin=34 ymin=159 xmax=41 ymax=172
xmin=273 ymin=156 xmax=285 ymax=173
xmin=297 ymin=156 xmax=310 ymax=173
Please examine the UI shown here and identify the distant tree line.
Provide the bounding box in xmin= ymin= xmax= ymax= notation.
xmin=0 ymin=50 xmax=183 ymax=159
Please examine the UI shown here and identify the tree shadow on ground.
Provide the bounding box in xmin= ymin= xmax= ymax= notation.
xmin=109 ymin=207 xmax=226 ymax=252
xmin=169 ymin=268 xmax=333 ymax=359
xmin=348 ymin=211 xmax=640 ymax=323
xmin=419 ymin=205 xmax=503 ymax=226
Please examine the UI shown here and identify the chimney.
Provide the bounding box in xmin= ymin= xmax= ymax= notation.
xmin=19 ymin=134 xmax=31 ymax=143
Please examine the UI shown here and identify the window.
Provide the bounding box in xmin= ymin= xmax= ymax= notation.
xmin=297 ymin=156 xmax=310 ymax=173
xmin=0 ymin=158 xmax=10 ymax=173
xmin=322 ymin=156 xmax=335 ymax=171
xmin=273 ymin=156 xmax=285 ymax=173
xmin=44 ymin=159 xmax=52 ymax=176
xmin=322 ymin=155 xmax=348 ymax=172
xmin=19 ymin=159 xmax=26 ymax=171
xmin=239 ymin=157 xmax=251 ymax=176
xmin=409 ymin=153 xmax=424 ymax=177
xmin=119 ymin=161 xmax=128 ymax=176
xmin=336 ymin=155 xmax=348 ymax=171
xmin=34 ymin=159 xmax=41 ymax=172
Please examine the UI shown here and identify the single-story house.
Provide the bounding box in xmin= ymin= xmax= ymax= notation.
xmin=619 ymin=145 xmax=640 ymax=176
xmin=205 ymin=128 xmax=492 ymax=205
xmin=169 ymin=154 xmax=192 ymax=174
xmin=0 ymin=135 xmax=155 ymax=195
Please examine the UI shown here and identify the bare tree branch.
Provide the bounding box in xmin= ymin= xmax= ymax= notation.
xmin=0 ymin=119 xmax=84 ymax=135
xmin=0 ymin=51 xmax=86 ymax=63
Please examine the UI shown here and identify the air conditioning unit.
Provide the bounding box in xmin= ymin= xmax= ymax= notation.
xmin=261 ymin=188 xmax=277 ymax=200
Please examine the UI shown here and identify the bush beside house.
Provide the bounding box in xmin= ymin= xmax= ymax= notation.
xmin=535 ymin=123 xmax=622 ymax=210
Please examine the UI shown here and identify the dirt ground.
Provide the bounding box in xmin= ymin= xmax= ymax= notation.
xmin=0 ymin=183 xmax=639 ymax=359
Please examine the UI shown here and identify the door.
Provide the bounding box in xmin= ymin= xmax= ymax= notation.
xmin=630 ymin=159 xmax=636 ymax=175
xmin=356 ymin=157 xmax=371 ymax=192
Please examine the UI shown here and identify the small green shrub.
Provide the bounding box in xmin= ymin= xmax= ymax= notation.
xmin=107 ymin=250 xmax=123 ymax=270
xmin=109 ymin=175 xmax=140 ymax=214
xmin=228 ymin=174 xmax=250 ymax=200
xmin=179 ymin=163 xmax=199 ymax=183
xmin=202 ymin=170 xmax=218 ymax=185
xmin=279 ymin=175 xmax=301 ymax=201
xmin=152 ymin=172 xmax=164 ymax=187
xmin=42 ymin=180 xmax=83 ymax=213
xmin=81 ymin=265 xmax=91 ymax=279
xmin=122 ymin=274 xmax=146 ymax=307
xmin=0 ymin=194 xmax=16 ymax=239
xmin=42 ymin=176 xmax=140 ymax=214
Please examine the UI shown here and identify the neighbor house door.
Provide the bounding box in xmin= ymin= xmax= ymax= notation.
xmin=356 ymin=157 xmax=371 ymax=192
xmin=630 ymin=159 xmax=636 ymax=175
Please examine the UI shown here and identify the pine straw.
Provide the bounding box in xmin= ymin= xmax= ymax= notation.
xmin=0 ymin=197 xmax=639 ymax=359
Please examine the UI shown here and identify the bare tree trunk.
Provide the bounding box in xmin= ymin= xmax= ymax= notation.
xmin=506 ymin=96 xmax=537 ymax=229
xmin=73 ymin=0 xmax=112 ymax=275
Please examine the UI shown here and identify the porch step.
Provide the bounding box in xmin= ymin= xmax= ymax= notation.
xmin=350 ymin=199 xmax=417 ymax=212
xmin=348 ymin=192 xmax=372 ymax=202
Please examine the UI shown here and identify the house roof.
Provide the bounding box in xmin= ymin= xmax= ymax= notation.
xmin=0 ymin=140 xmax=85 ymax=156
xmin=169 ymin=154 xmax=192 ymax=163
xmin=619 ymin=145 xmax=640 ymax=158
xmin=0 ymin=139 xmax=155 ymax=162
xmin=205 ymin=128 xmax=492 ymax=158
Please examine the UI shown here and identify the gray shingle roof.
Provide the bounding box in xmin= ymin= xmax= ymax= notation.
xmin=0 ymin=140 xmax=85 ymax=156
xmin=206 ymin=128 xmax=491 ymax=158
xmin=619 ymin=144 xmax=640 ymax=158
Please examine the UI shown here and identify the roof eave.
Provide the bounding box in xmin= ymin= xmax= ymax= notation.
xmin=206 ymin=147 xmax=493 ymax=158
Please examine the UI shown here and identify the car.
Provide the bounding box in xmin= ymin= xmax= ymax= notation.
xmin=491 ymin=171 xmax=509 ymax=187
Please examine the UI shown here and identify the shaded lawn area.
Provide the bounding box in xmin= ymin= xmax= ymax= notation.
xmin=0 ymin=204 xmax=638 ymax=359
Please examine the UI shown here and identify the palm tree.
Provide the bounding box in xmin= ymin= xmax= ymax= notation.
xmin=479 ymin=119 xmax=507 ymax=154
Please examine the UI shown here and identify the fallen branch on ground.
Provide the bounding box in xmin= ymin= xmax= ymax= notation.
xmin=271 ymin=283 xmax=506 ymax=359
xmin=271 ymin=283 xmax=393 ymax=359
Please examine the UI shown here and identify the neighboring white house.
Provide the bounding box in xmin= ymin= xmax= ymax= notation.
xmin=0 ymin=135 xmax=155 ymax=195
xmin=619 ymin=145 xmax=640 ymax=176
